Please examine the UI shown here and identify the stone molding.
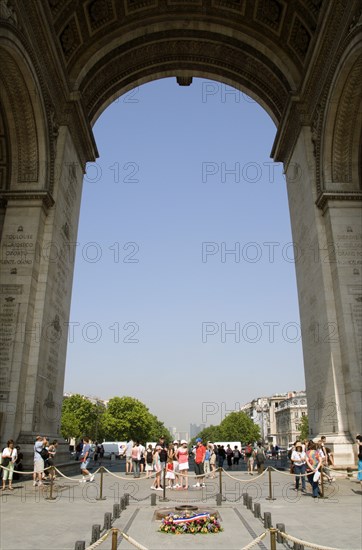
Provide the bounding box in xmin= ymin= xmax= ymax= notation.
xmin=315 ymin=191 xmax=362 ymax=212
xmin=0 ymin=189 xmax=55 ymax=211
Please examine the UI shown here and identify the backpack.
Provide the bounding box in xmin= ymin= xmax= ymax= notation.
xmin=38 ymin=447 xmax=49 ymax=460
xmin=245 ymin=445 xmax=252 ymax=457
xmin=159 ymin=448 xmax=167 ymax=462
xmin=256 ymin=448 xmax=265 ymax=463
xmin=146 ymin=450 xmax=153 ymax=464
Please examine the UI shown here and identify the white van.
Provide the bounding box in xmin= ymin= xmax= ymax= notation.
xmin=101 ymin=441 xmax=127 ymax=459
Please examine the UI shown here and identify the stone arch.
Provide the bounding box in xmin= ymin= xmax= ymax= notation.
xmin=73 ymin=25 xmax=299 ymax=127
xmin=321 ymin=33 xmax=362 ymax=193
xmin=0 ymin=32 xmax=49 ymax=191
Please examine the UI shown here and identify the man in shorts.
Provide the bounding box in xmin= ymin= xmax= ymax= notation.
xmin=193 ymin=438 xmax=206 ymax=488
xmin=79 ymin=437 xmax=94 ymax=482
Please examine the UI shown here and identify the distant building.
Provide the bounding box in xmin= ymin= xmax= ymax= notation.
xmin=190 ymin=423 xmax=205 ymax=439
xmin=240 ymin=391 xmax=307 ymax=446
xmin=275 ymin=391 xmax=308 ymax=447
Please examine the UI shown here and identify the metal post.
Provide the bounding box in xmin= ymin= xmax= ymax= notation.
xmin=270 ymin=527 xmax=277 ymax=550
xmin=320 ymin=465 xmax=325 ymax=498
xmin=75 ymin=542 xmax=85 ymax=550
xmin=113 ymin=503 xmax=120 ymax=519
xmin=111 ymin=528 xmax=118 ymax=550
xmin=96 ymin=466 xmax=106 ymax=501
xmin=254 ymin=502 xmax=261 ymax=518
xmin=218 ymin=467 xmax=222 ymax=496
xmin=159 ymin=466 xmax=169 ymax=502
xmin=266 ymin=466 xmax=276 ymax=501
xmin=247 ymin=495 xmax=253 ymax=510
xmin=120 ymin=496 xmax=126 ymax=510
xmin=46 ymin=466 xmax=56 ymax=500
xmin=150 ymin=493 xmax=157 ymax=506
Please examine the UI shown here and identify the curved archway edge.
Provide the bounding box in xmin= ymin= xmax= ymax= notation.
xmin=0 ymin=0 xmax=361 ymax=466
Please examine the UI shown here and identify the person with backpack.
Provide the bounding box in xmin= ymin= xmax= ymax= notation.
xmin=254 ymin=442 xmax=266 ymax=474
xmin=233 ymin=446 xmax=241 ymax=468
xmin=145 ymin=444 xmax=154 ymax=478
xmin=226 ymin=444 xmax=233 ymax=470
xmin=245 ymin=442 xmax=254 ymax=475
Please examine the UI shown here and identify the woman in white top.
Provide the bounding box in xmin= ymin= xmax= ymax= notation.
xmin=291 ymin=444 xmax=307 ymax=492
xmin=1 ymin=439 xmax=17 ymax=491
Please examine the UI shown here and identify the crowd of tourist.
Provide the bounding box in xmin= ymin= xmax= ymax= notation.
xmin=1 ymin=433 xmax=361 ymax=493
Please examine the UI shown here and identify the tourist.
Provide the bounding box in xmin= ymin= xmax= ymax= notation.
xmin=132 ymin=441 xmax=141 ymax=478
xmin=254 ymin=442 xmax=266 ymax=474
xmin=245 ymin=442 xmax=254 ymax=475
xmin=305 ymin=442 xmax=322 ymax=498
xmin=1 ymin=440 xmax=17 ymax=491
xmin=204 ymin=445 xmax=211 ymax=476
xmin=33 ymin=435 xmax=47 ymax=487
xmin=172 ymin=441 xmax=180 ymax=488
xmin=176 ymin=440 xmax=189 ymax=489
xmin=217 ymin=445 xmax=226 ymax=469
xmin=13 ymin=446 xmax=23 ymax=480
xmin=47 ymin=440 xmax=58 ymax=480
xmin=226 ymin=444 xmax=233 ymax=470
xmin=319 ymin=436 xmax=335 ymax=483
xmin=151 ymin=445 xmax=162 ymax=490
xmin=193 ymin=438 xmax=206 ymax=488
xmin=166 ymin=444 xmax=176 ymax=489
xmin=291 ymin=444 xmax=307 ymax=492
xmin=125 ymin=439 xmax=134 ymax=474
xmin=209 ymin=445 xmax=217 ymax=478
xmin=158 ymin=436 xmax=167 ymax=471
xmin=233 ymin=446 xmax=241 ymax=468
xmin=145 ymin=444 xmax=154 ymax=478
xmin=79 ymin=437 xmax=94 ymax=483
xmin=356 ymin=435 xmax=362 ymax=489
xmin=139 ymin=442 xmax=146 ymax=474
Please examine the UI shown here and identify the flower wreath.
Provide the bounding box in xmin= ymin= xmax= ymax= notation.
xmin=160 ymin=512 xmax=222 ymax=534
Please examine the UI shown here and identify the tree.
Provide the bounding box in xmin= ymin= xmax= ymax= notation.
xmin=100 ymin=396 xmax=159 ymax=442
xmin=219 ymin=411 xmax=260 ymax=443
xmin=60 ymin=394 xmax=104 ymax=441
xmin=195 ymin=425 xmax=223 ymax=444
xmin=298 ymin=415 xmax=309 ymax=441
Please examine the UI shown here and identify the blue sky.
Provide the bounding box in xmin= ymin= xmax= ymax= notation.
xmin=64 ymin=78 xmax=305 ymax=432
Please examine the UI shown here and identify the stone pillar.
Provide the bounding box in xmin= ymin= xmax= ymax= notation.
xmin=285 ymin=127 xmax=361 ymax=464
xmin=0 ymin=127 xmax=84 ymax=462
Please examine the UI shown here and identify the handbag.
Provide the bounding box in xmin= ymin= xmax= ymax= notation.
xmin=313 ymin=470 xmax=320 ymax=482
xmin=290 ymin=462 xmax=295 ymax=474
xmin=2 ymin=456 xmax=11 ymax=467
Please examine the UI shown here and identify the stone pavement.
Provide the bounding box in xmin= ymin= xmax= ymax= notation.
xmin=0 ymin=461 xmax=361 ymax=550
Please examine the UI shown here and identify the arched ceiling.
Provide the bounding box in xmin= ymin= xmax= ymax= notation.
xmin=44 ymin=0 xmax=327 ymax=125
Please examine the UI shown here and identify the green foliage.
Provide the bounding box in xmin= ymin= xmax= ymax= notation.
xmin=61 ymin=394 xmax=170 ymax=443
xmin=100 ymin=396 xmax=171 ymax=443
xmin=298 ymin=415 xmax=309 ymax=440
xmin=194 ymin=425 xmax=223 ymax=445
xmin=194 ymin=413 xmax=260 ymax=445
xmin=60 ymin=394 xmax=105 ymax=441
xmin=219 ymin=411 xmax=260 ymax=442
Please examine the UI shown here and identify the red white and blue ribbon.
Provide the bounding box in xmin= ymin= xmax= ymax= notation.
xmin=172 ymin=513 xmax=210 ymax=524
